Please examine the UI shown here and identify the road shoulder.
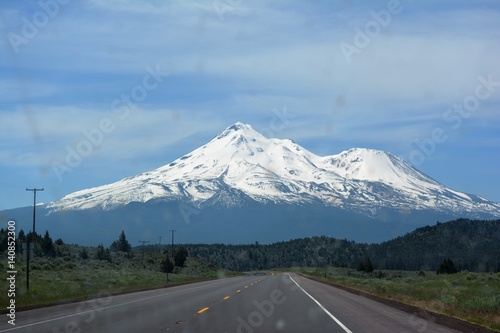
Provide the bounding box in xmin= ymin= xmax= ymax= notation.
xmin=297 ymin=273 xmax=498 ymax=333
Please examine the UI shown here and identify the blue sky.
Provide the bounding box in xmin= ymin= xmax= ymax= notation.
xmin=0 ymin=0 xmax=499 ymax=210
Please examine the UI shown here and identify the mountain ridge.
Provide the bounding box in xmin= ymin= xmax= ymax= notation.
xmin=3 ymin=122 xmax=499 ymax=246
xmin=46 ymin=122 xmax=500 ymax=219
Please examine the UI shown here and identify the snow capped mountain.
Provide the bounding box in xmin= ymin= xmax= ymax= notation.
xmin=47 ymin=122 xmax=500 ymax=219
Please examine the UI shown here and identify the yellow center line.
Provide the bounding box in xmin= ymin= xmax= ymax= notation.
xmin=223 ymin=296 xmax=230 ymax=300
xmin=237 ymin=289 xmax=241 ymax=293
xmin=197 ymin=307 xmax=209 ymax=314
xmin=244 ymin=285 xmax=248 ymax=288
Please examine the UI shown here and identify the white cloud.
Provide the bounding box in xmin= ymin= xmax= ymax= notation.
xmin=0 ymin=0 xmax=499 ymax=176
xmin=0 ymin=106 xmax=225 ymax=168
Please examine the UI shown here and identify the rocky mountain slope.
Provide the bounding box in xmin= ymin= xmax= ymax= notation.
xmin=47 ymin=122 xmax=500 ymax=219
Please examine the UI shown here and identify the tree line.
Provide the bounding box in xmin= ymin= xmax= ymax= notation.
xmin=1 ymin=218 xmax=499 ymax=273
xmin=182 ymin=218 xmax=500 ymax=272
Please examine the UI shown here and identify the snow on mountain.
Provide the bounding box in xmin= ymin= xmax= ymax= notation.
xmin=47 ymin=122 xmax=500 ymax=218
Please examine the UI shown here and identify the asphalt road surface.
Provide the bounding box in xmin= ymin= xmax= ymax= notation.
xmin=0 ymin=272 xmax=463 ymax=333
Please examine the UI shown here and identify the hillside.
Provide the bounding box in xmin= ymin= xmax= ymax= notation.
xmin=369 ymin=218 xmax=500 ymax=271
xmin=183 ymin=218 xmax=500 ymax=272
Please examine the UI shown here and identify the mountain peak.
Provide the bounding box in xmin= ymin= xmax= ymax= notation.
xmin=228 ymin=122 xmax=251 ymax=131
xmin=47 ymin=122 xmax=500 ymax=220
xmin=216 ymin=122 xmax=261 ymax=140
xmin=325 ymin=147 xmax=438 ymax=186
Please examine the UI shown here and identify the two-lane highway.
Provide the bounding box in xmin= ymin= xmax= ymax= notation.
xmin=0 ymin=272 xmax=463 ymax=332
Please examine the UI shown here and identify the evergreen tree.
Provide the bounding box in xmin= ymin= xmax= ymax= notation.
xmin=160 ymin=256 xmax=174 ymax=273
xmin=41 ymin=231 xmax=56 ymax=257
xmin=110 ymin=230 xmax=132 ymax=252
xmin=437 ymin=258 xmax=457 ymax=274
xmin=80 ymin=247 xmax=89 ymax=260
xmin=95 ymin=244 xmax=112 ymax=262
xmin=18 ymin=229 xmax=25 ymax=241
xmin=357 ymin=257 xmax=374 ymax=273
xmin=174 ymin=247 xmax=188 ymax=267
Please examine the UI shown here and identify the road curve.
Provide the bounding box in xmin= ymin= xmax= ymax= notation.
xmin=0 ymin=272 xmax=463 ymax=332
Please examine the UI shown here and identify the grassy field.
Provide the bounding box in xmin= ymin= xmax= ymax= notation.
xmin=289 ymin=267 xmax=500 ymax=332
xmin=1 ymin=254 xmax=239 ymax=310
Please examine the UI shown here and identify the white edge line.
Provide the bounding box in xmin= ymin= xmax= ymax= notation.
xmin=287 ymin=273 xmax=353 ymax=333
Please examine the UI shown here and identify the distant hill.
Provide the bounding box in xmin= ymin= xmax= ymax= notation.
xmin=182 ymin=218 xmax=500 ymax=272
xmin=369 ymin=218 xmax=500 ymax=272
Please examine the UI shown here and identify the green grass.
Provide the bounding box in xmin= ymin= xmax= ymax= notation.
xmin=290 ymin=267 xmax=500 ymax=332
xmin=1 ymin=254 xmax=240 ymax=310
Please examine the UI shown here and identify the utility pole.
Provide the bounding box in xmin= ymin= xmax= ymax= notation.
xmin=138 ymin=240 xmax=149 ymax=268
xmin=158 ymin=236 xmax=163 ymax=253
xmin=169 ymin=230 xmax=176 ymax=257
xmin=25 ymin=188 xmax=43 ymax=292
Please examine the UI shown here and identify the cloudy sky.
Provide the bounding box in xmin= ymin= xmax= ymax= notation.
xmin=1 ymin=0 xmax=499 ymax=210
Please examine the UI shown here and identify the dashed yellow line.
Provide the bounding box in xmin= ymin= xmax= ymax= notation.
xmin=197 ymin=307 xmax=209 ymax=314
xmin=237 ymin=289 xmax=241 ymax=293
xmin=223 ymin=296 xmax=230 ymax=300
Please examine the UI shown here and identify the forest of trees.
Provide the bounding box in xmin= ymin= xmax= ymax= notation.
xmin=183 ymin=219 xmax=500 ymax=272
xmin=1 ymin=218 xmax=499 ymax=273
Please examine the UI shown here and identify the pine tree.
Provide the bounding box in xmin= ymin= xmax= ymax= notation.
xmin=110 ymin=230 xmax=132 ymax=252
xmin=160 ymin=256 xmax=174 ymax=273
xmin=174 ymin=247 xmax=188 ymax=267
xmin=357 ymin=257 xmax=374 ymax=273
xmin=437 ymin=258 xmax=457 ymax=274
xmin=80 ymin=247 xmax=89 ymax=260
xmin=95 ymin=244 xmax=112 ymax=262
xmin=41 ymin=231 xmax=56 ymax=257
